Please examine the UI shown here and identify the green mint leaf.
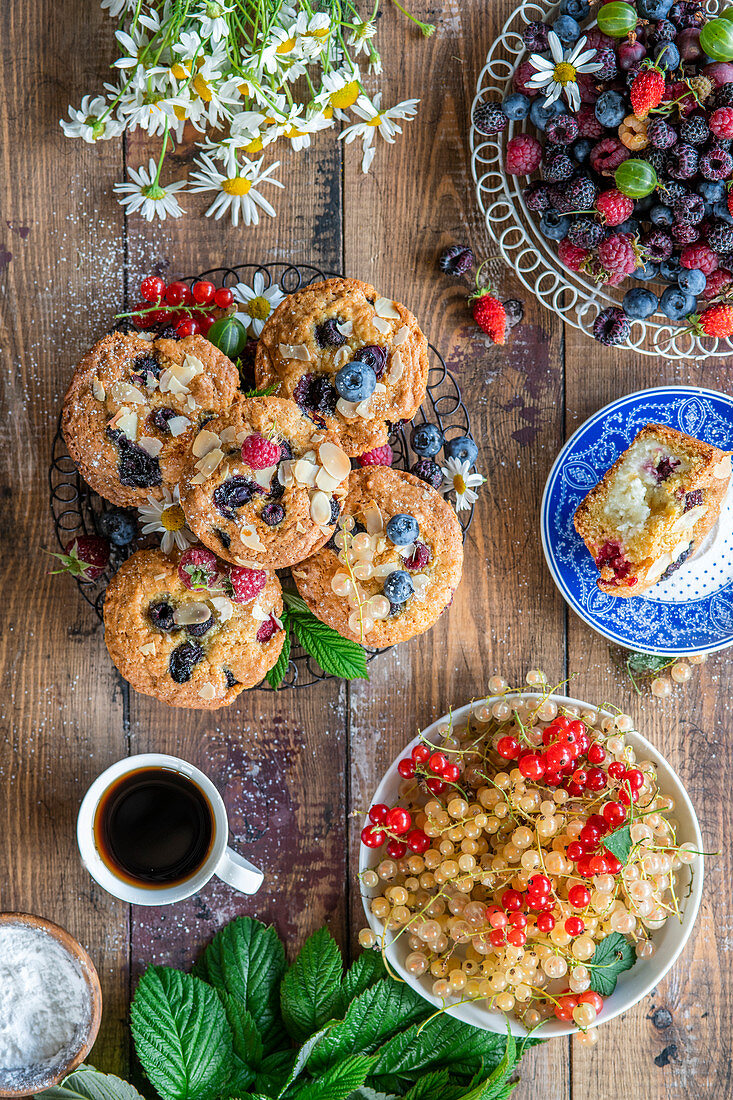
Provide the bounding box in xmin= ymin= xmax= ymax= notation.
xmin=266 ymin=621 xmax=291 ymax=689
xmin=336 ymin=950 xmax=388 ymax=1014
xmin=588 ymin=932 xmax=637 ymax=996
xmin=402 ymin=1069 xmax=451 ymax=1100
xmin=309 ymin=979 xmax=429 ymax=1073
xmin=289 ymin=1055 xmax=373 ymax=1100
xmin=35 ymin=1066 xmax=146 ymax=1100
xmin=130 ymin=967 xmax=232 ymax=1100
xmin=602 ymin=824 xmax=633 ymax=866
xmin=195 ymin=917 xmax=286 ymax=1051
xmin=280 ymin=927 xmax=344 ymax=1042
xmin=289 ymin=611 xmax=368 ymax=681
xmin=368 ymin=1017 xmax=509 ymax=1092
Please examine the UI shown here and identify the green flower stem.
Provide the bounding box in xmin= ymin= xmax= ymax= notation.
xmin=391 ymin=0 xmax=435 ymax=36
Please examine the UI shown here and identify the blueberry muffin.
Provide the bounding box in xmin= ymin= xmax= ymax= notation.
xmin=254 ymin=278 xmax=429 ymax=457
xmin=103 ymin=548 xmax=284 ymax=707
xmin=62 ymin=332 xmax=240 ymax=507
xmin=293 ymin=467 xmax=463 ymax=646
xmin=181 ymin=396 xmax=351 ymax=569
xmin=574 ymin=424 xmax=732 ymax=597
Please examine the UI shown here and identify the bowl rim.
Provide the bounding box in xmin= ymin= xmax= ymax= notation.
xmin=0 ymin=912 xmax=102 ymax=1096
xmin=359 ymin=692 xmax=704 ymax=1038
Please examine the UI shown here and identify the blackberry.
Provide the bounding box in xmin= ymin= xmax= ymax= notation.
xmin=714 ymin=83 xmax=733 ymax=109
xmin=642 ymin=228 xmax=674 ymax=262
xmin=546 ymin=185 xmax=575 ymax=213
xmin=157 ymin=324 xmax=179 ymax=339
xmin=214 ymin=528 xmax=231 ymax=550
xmin=223 ymin=669 xmax=239 ymax=689
xmin=107 ymin=431 xmax=162 ymax=490
xmin=644 ymin=148 xmax=668 ymax=174
xmin=706 ymin=221 xmax=733 ymax=253
xmin=148 ymin=601 xmax=178 ymax=633
xmin=544 ymin=142 xmax=566 ymax=162
xmin=438 ymin=245 xmax=474 ymax=276
xmin=150 ymin=406 xmax=179 ymax=434
xmin=699 ymin=146 xmax=733 ymax=180
xmin=473 ymin=100 xmax=508 ymax=135
xmin=593 ymin=307 xmax=630 ymax=346
xmin=568 ymin=217 xmax=604 ymax=249
xmin=665 ymin=144 xmax=698 ymax=179
xmin=669 ymin=0 xmax=703 ymax=27
xmin=680 ymin=114 xmax=709 ymax=147
xmin=293 ymin=372 xmax=338 ymax=417
xmin=545 ymin=115 xmax=580 ymax=145
xmin=684 ymin=489 xmax=704 ymax=511
xmin=658 ymin=180 xmax=687 ymax=204
xmin=410 ymin=459 xmax=443 ymax=490
xmin=673 ymin=192 xmax=705 ymax=224
xmin=543 ymin=153 xmax=574 ymax=182
xmin=503 ymin=299 xmax=524 ymax=328
xmin=315 ymin=319 xmax=347 ymax=348
xmin=648 ymin=18 xmax=677 ymax=45
xmin=169 ymin=641 xmax=204 ymax=684
xmin=213 ymin=475 xmax=260 ymax=519
xmin=593 ymin=46 xmax=617 ymax=81
xmin=671 ymin=222 xmax=699 ymax=245
xmin=132 ymin=351 xmax=161 ymax=381
xmin=524 ymin=182 xmax=550 ymax=213
xmin=187 ymin=616 xmax=215 ymax=638
xmin=659 ymin=544 xmax=692 ymax=581
xmin=566 ymin=175 xmax=597 ymax=210
xmin=647 ymin=119 xmax=677 ymax=150
xmin=523 ymin=20 xmax=550 ymax=51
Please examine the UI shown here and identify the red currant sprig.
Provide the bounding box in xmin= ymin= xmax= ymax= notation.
xmin=119 ymin=276 xmax=235 ymax=338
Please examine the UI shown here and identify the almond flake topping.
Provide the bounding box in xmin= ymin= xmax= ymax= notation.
xmin=279 ymin=343 xmax=311 ymax=362
xmin=240 ymin=523 xmax=265 ymax=551
xmin=181 ymin=354 xmax=205 ymax=380
xmin=310 ymin=489 xmax=332 ymax=526
xmin=173 ymin=601 xmax=211 ymax=626
xmin=254 ymin=465 xmax=277 ymax=489
xmin=355 ymin=398 xmax=372 ymax=418
xmin=138 ymin=642 xmax=156 ymax=656
xmin=198 ymin=683 xmax=216 ymax=700
xmin=712 ymin=454 xmax=732 ymax=480
xmin=111 ymin=408 xmax=139 ymax=441
xmin=337 ymin=319 xmax=354 ymax=337
xmin=293 ymin=457 xmax=318 ymax=487
xmin=316 ymin=467 xmax=340 ymax=493
xmin=318 ymin=441 xmax=351 ymax=482
xmin=336 ymin=397 xmax=358 ymax=419
xmin=375 ymin=297 xmax=400 ymax=320
xmin=333 ymin=346 xmax=351 ymax=369
xmin=392 ymin=325 xmax=409 ymax=347
xmin=372 ymin=316 xmax=392 ymax=335
xmin=278 ymin=461 xmax=294 ymax=488
xmin=111 ymin=381 xmax=146 ymax=405
xmin=251 ymin=603 xmax=269 ymax=621
xmin=363 ymin=502 xmax=384 ymax=535
xmin=192 ymin=428 xmax=221 ymax=457
xmin=190 ymin=448 xmax=224 ymax=483
xmin=139 ymin=436 xmax=164 ymax=457
xmin=168 ymin=415 xmax=191 ymax=438
xmin=210 ymin=596 xmax=233 ymax=621
xmin=310 ymin=432 xmax=325 ymax=444
xmin=388 ymin=349 xmax=404 ymax=382
xmin=219 ymin=425 xmax=239 ymax=445
xmin=92 ymin=378 xmax=106 ymax=402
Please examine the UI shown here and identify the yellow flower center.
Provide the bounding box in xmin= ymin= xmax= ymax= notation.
xmin=322 ymin=106 xmax=334 ymax=120
xmin=222 ymin=177 xmax=253 ymax=195
xmin=193 ymin=74 xmax=213 ymax=102
xmin=174 ymin=105 xmax=187 ymax=120
xmin=308 ymin=27 xmax=330 ymax=38
xmin=367 ymin=114 xmax=383 ymax=127
xmin=276 ymin=36 xmax=296 ymax=54
xmin=238 ymin=81 xmax=250 ymax=97
xmin=285 ymin=125 xmax=307 ymax=138
xmin=161 ymin=504 xmax=185 ymax=532
xmin=453 ymin=474 xmax=467 ymax=494
xmin=247 ymin=296 xmax=271 ymax=321
xmin=553 ymin=61 xmax=577 ymax=86
xmin=329 ymin=80 xmax=360 ymax=109
xmin=170 ymin=61 xmax=190 ymax=79
xmin=244 ymin=136 xmax=263 ymax=152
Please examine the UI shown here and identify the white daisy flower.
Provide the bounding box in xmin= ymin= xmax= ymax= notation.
xmin=188 ymin=152 xmax=283 ymax=227
xmin=231 ymin=271 xmax=286 ymax=335
xmin=101 ymin=0 xmax=137 ymax=18
xmin=116 ymin=70 xmax=188 ymax=137
xmin=294 ymin=11 xmax=332 ymax=59
xmin=191 ymin=1 xmax=233 ymax=44
xmin=441 ymin=458 xmax=485 ymax=512
xmin=260 ymin=24 xmax=302 ymax=74
xmin=113 ymin=12 xmax=161 ymax=69
xmin=347 ymin=20 xmax=377 ymax=56
xmin=114 ymin=159 xmax=187 ymax=221
xmin=138 ymin=486 xmax=195 ymax=555
xmin=340 ymin=93 xmax=419 ymax=173
xmin=61 ymin=95 xmax=124 ymax=142
xmin=317 ymin=67 xmax=361 ymax=120
xmin=526 ymin=33 xmax=603 ymax=112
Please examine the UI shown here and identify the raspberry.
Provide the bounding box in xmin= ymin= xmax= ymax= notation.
xmin=642 ymin=228 xmax=673 ymax=262
xmin=647 ymin=118 xmax=677 ymax=149
xmin=688 ymin=75 xmax=713 ymax=105
xmin=473 ymin=100 xmax=508 ymax=135
xmin=568 ymin=217 xmax=604 ymax=249
xmin=671 ymin=223 xmax=699 ymax=245
xmin=699 ymin=145 xmax=733 ymax=180
xmin=241 ymin=432 xmax=281 ymax=469
xmin=439 ymin=245 xmax=474 ymax=276
xmin=404 ymin=541 xmax=431 ymax=571
xmin=598 ymin=233 xmax=638 ymax=279
xmin=590 ymin=137 xmax=630 ymax=175
xmin=577 ymin=72 xmax=601 ymax=105
xmin=513 ymin=59 xmax=541 ymax=96
xmin=596 ymin=189 xmax=634 ymax=226
xmin=256 ymin=615 xmax=281 ymax=643
xmin=505 ymin=133 xmax=543 ymax=175
xmin=358 ymin=443 xmax=393 ymax=467
xmin=558 ymin=237 xmax=589 ymax=272
xmin=669 ymin=1 xmax=702 ymax=27
xmin=225 ymin=564 xmax=267 ymax=604
xmin=593 ymin=307 xmax=630 ymax=346
xmin=703 ymin=268 xmax=733 ymax=299
xmin=672 ymin=193 xmax=705 ymax=225
xmin=710 ymin=108 xmax=733 ymax=140
xmin=574 ymin=105 xmax=603 ymax=138
xmin=410 ymin=458 xmax=443 ymax=489
xmin=178 ymin=547 xmax=219 ymax=590
xmin=522 ymin=20 xmax=549 ymax=51
xmin=524 ymin=182 xmax=550 ymax=212
xmin=707 ymin=222 xmax=733 ymax=254
xmin=545 ymin=115 xmax=579 ymax=145
xmin=680 ymin=243 xmax=719 ymax=275
xmin=546 ymin=185 xmax=575 ymax=213
xmin=648 ymin=19 xmax=676 ymax=47
xmin=696 ymin=302 xmax=733 ymax=337
xmin=680 ymin=113 xmax=709 ymax=146
xmin=584 ymin=28 xmax=614 ymax=50
xmin=665 ymin=143 xmax=698 ymax=179
xmin=593 ymin=46 xmax=617 ymax=82
xmin=543 ymin=153 xmax=574 ymax=182
xmin=630 ymin=68 xmax=666 ymax=118
xmin=566 ymin=176 xmax=598 ymax=210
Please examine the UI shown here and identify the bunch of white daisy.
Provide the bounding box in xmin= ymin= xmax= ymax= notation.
xmin=62 ymin=0 xmax=431 ymax=225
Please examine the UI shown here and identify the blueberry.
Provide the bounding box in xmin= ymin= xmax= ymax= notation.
xmin=637 ymin=0 xmax=673 ymax=16
xmin=678 ymin=268 xmax=706 ymax=294
xmin=355 ymin=344 xmax=388 ymax=379
xmin=334 ymin=360 xmax=376 ymax=402
xmin=616 ymin=218 xmax=640 ymax=236
xmin=410 ymin=458 xmax=444 ymax=489
xmin=659 ymin=256 xmax=683 ymax=282
xmin=595 ymin=90 xmax=626 ymax=128
xmin=713 ymin=200 xmax=733 ymax=225
xmin=659 ymin=543 xmax=692 ymax=581
xmin=502 ymin=92 xmax=531 ymax=120
xmin=383 ymin=570 xmax=414 ymax=605
xmin=97 ymin=508 xmax=137 ymax=546
xmin=552 ymin=13 xmax=581 ymax=42
xmin=659 ymin=286 xmax=696 ymax=321
xmin=634 ymin=195 xmax=655 ymax=215
xmin=132 ymin=352 xmax=161 ymax=381
xmin=150 ymin=406 xmax=179 ymax=434
xmin=110 ymin=434 xmax=162 ymax=490
xmin=571 ymin=138 xmax=592 ymax=164
xmin=654 ymin=41 xmax=679 ymax=68
xmin=169 ymin=641 xmax=204 ymax=684
xmin=650 ymin=203 xmax=674 ymax=227
xmin=635 ymin=261 xmax=660 ymax=282
xmin=444 ymin=435 xmax=479 ymax=466
xmin=293 ymin=373 xmax=338 ymax=417
xmin=700 ymin=180 xmax=726 ymax=203
xmin=411 ymin=422 xmax=444 ymax=457
xmin=559 ymin=0 xmax=589 ymax=16
xmin=540 ymin=210 xmax=571 ymax=241
xmin=386 ymin=513 xmax=420 ymax=546
xmin=186 ymin=616 xmax=215 ymax=637
xmin=223 ymin=669 xmax=239 ymax=688
xmin=623 ymin=288 xmax=658 ymax=319
xmin=315 ymin=319 xmax=347 ymax=348
xmin=529 ymin=97 xmax=566 ymax=132
xmin=261 ymin=502 xmax=285 ymax=526
xmin=213 ymin=476 xmax=261 ymax=519
xmin=148 ymin=600 xmax=178 ymax=632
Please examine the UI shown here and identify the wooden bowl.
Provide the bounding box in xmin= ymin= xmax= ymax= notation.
xmin=0 ymin=913 xmax=102 ymax=1097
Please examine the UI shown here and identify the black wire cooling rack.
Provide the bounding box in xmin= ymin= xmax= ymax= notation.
xmin=50 ymin=263 xmax=475 ymax=690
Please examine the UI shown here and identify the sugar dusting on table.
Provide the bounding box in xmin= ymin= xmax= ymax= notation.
xmin=0 ymin=922 xmax=91 ymax=1091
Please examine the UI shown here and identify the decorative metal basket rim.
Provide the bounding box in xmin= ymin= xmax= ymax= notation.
xmin=469 ymin=0 xmax=730 ymax=360
xmin=50 ymin=262 xmax=475 ymax=691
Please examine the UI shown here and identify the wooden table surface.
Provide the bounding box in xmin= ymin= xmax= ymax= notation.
xmin=1 ymin=0 xmax=731 ymax=1096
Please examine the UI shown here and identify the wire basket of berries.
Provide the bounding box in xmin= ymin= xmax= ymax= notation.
xmin=49 ymin=263 xmax=478 ymax=692
xmin=470 ymin=0 xmax=733 ymax=355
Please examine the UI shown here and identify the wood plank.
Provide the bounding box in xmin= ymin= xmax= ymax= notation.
xmin=344 ymin=2 xmax=569 ymax=1095
xmin=0 ymin=0 xmax=130 ymax=1073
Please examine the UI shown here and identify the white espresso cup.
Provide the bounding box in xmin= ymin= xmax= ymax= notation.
xmin=77 ymin=753 xmax=263 ymax=905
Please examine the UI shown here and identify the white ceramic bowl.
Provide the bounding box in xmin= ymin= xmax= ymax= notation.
xmin=359 ymin=693 xmax=704 ymax=1037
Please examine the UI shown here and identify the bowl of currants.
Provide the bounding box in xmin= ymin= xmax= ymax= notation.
xmin=358 ymin=687 xmax=703 ymax=1039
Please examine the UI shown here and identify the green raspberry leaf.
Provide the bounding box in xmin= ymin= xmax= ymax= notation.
xmin=35 ymin=1066 xmax=147 ymax=1100
xmin=280 ymin=927 xmax=343 ymax=1042
xmin=602 ymin=823 xmax=633 ymax=866
xmin=288 ymin=607 xmax=368 ymax=681
xmin=266 ymin=618 xmax=291 ymax=689
xmin=288 ymin=1055 xmax=373 ymax=1100
xmin=588 ymin=932 xmax=637 ymax=996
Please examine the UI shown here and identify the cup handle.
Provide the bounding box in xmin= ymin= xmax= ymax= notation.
xmin=215 ymin=847 xmax=264 ymax=895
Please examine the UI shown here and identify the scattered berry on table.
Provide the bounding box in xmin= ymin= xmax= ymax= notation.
xmin=444 ymin=435 xmax=479 ymax=466
xmin=49 ymin=536 xmax=110 ymax=581
xmin=178 ymin=547 xmax=219 ymax=590
xmin=358 ymin=443 xmax=393 ymax=467
xmin=334 ymin=360 xmax=377 ymax=402
xmin=438 ymin=245 xmax=474 ymax=276
xmin=473 ymin=100 xmax=508 ymax=135
xmin=410 ymin=458 xmax=444 ymax=489
xmin=470 ymin=283 xmax=507 ymax=344
xmin=97 ymin=509 xmax=137 ymax=547
xmin=503 ymin=298 xmax=524 ymax=328
xmin=386 ymin=513 xmax=420 ymax=546
xmin=410 ymin=422 xmax=444 ymax=457
xmin=593 ymin=306 xmax=631 ymax=345
xmin=505 ymin=133 xmax=543 ymax=175
xmin=225 ymin=565 xmax=267 ymax=604
xmin=241 ymin=432 xmax=281 ymax=469
xmin=383 ymin=569 xmax=414 ymax=605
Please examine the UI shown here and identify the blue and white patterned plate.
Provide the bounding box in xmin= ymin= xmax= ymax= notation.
xmin=541 ymin=387 xmax=733 ymax=657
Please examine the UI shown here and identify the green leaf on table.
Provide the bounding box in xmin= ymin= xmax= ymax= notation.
xmin=130 ymin=967 xmax=232 ymax=1100
xmin=602 ymin=824 xmax=633 ymax=865
xmin=368 ymin=1016 xmax=509 ymax=1093
xmin=336 ymin=950 xmax=388 ymax=1014
xmin=289 ymin=610 xmax=368 ymax=681
xmin=36 ymin=1066 xmax=146 ymax=1100
xmin=587 ymin=932 xmax=636 ymax=996
xmin=195 ymin=917 xmax=286 ymax=1050
xmin=266 ymin=619 xmax=291 ymax=689
xmin=473 ymin=1028 xmax=517 ymax=1100
xmin=348 ymin=1089 xmax=400 ymax=1100
xmin=275 ymin=1024 xmax=335 ymax=1097
xmin=281 ymin=927 xmax=344 ymax=1042
xmin=289 ymin=1055 xmax=373 ymax=1100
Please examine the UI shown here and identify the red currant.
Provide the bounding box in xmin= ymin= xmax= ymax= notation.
xmin=566 ymin=841 xmax=585 ymax=862
xmin=509 ymin=911 xmax=527 ymax=928
xmin=199 ymin=315 xmax=215 ymax=335
xmin=536 ymin=912 xmax=555 ymax=932
xmin=426 ymin=777 xmax=445 ymax=795
xmin=489 ymin=928 xmax=506 ymax=947
xmin=602 ymin=800 xmax=626 ymax=827
xmin=385 ymin=807 xmax=412 ymax=835
xmin=397 ymin=758 xmax=415 ymax=779
xmin=165 ymin=281 xmax=193 ymax=306
xmin=572 ymin=769 xmax=588 ymax=787
xmin=568 ymin=884 xmax=591 ymax=908
xmin=175 ymin=319 xmax=201 ymax=337
xmin=507 ymin=928 xmax=526 ymax=947
xmin=579 ymin=990 xmax=603 ymax=1013
xmin=605 ymin=852 xmax=622 ymax=874
xmin=497 ymin=736 xmax=520 ymax=759
xmin=428 ymin=751 xmax=448 ymax=775
xmin=587 ymin=814 xmax=607 ymax=832
xmin=406 ymin=828 xmax=430 ymax=853
xmin=386 ymin=839 xmax=407 ymax=859
xmin=565 ymin=916 xmax=585 ymax=937
xmin=192 ymin=280 xmax=216 ymax=304
xmin=528 ymin=874 xmax=552 ymax=896
xmin=441 ymin=762 xmax=461 ymax=783
xmin=361 ymin=825 xmax=385 ymax=847
xmin=576 ymin=856 xmax=594 ymax=876
xmin=546 ymin=743 xmax=573 ymax=770
xmin=489 ymin=910 xmax=508 ymax=928
xmin=214 ymin=286 xmax=234 ymax=308
xmin=369 ymin=803 xmax=389 ymax=825
xmin=140 ymin=275 xmax=165 ymax=301
xmin=501 ymin=889 xmax=524 ymax=911
xmin=554 ymin=995 xmax=578 ymax=1021
xmin=412 ymin=744 xmax=430 ymax=764
xmin=586 ymin=768 xmax=607 ymax=791
xmin=625 ymin=767 xmax=644 ymax=791
xmin=518 ymin=753 xmax=545 ymax=780
xmin=619 ymin=788 xmax=638 ymax=805
xmin=588 ymin=742 xmax=606 ymax=765
xmin=589 ymin=854 xmax=609 ymax=875
xmin=579 ymin=824 xmax=600 ymax=848
xmin=608 ymin=761 xmax=626 ymax=780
